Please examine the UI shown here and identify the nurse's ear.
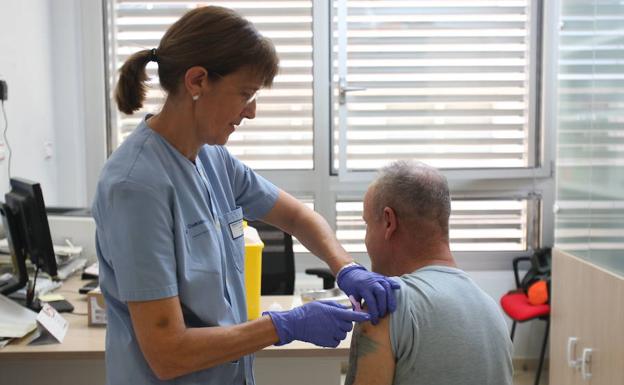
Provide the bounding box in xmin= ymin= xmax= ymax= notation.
xmin=184 ymin=66 xmax=209 ymax=101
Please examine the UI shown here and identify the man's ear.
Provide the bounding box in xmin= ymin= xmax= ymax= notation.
xmin=383 ymin=207 xmax=397 ymax=241
xmin=183 ymin=66 xmax=208 ymax=99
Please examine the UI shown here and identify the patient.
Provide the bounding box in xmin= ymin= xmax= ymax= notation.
xmin=346 ymin=160 xmax=513 ymax=385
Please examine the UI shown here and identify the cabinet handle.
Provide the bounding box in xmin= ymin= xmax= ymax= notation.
xmin=567 ymin=337 xmax=580 ymax=368
xmin=581 ymin=348 xmax=593 ymax=381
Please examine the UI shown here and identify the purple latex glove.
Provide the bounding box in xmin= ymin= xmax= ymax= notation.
xmin=264 ymin=301 xmax=370 ymax=348
xmin=336 ymin=264 xmax=401 ymax=325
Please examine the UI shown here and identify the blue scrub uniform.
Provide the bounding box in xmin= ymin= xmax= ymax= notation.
xmin=93 ymin=116 xmax=279 ymax=385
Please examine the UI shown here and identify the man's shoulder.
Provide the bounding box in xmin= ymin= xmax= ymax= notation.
xmin=395 ymin=266 xmax=467 ymax=296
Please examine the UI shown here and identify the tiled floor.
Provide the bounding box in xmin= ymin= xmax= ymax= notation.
xmin=513 ymin=369 xmax=549 ymax=385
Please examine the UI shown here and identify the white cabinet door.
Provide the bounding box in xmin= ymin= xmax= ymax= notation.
xmin=550 ymin=249 xmax=624 ymax=385
xmin=551 ymin=249 xmax=586 ymax=385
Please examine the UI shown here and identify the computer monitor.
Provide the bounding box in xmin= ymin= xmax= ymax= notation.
xmin=0 ymin=178 xmax=58 ymax=307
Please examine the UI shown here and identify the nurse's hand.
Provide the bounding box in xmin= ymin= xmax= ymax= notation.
xmin=263 ymin=301 xmax=369 ymax=348
xmin=336 ymin=264 xmax=401 ymax=325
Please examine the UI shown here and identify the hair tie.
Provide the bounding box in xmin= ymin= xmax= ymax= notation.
xmin=149 ymin=48 xmax=158 ymax=63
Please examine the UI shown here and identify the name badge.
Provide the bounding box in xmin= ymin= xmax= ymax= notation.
xmin=229 ymin=219 xmax=244 ymax=240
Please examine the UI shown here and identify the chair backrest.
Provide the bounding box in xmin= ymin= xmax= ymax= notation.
xmin=247 ymin=220 xmax=295 ymax=295
xmin=520 ymin=247 xmax=552 ymax=293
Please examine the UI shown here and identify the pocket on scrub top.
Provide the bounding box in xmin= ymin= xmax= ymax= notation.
xmin=221 ymin=207 xmax=245 ymax=273
xmin=186 ymin=219 xmax=220 ymax=272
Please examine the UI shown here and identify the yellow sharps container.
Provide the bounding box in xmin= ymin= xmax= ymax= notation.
xmin=243 ymin=223 xmax=263 ymax=320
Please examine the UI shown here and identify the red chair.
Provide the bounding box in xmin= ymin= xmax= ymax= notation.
xmin=500 ymin=256 xmax=550 ymax=385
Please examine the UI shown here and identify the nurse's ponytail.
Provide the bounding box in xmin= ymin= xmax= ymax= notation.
xmin=115 ymin=49 xmax=153 ymax=115
xmin=113 ymin=6 xmax=279 ymax=116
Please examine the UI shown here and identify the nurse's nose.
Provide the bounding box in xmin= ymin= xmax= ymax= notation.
xmin=241 ymin=99 xmax=256 ymax=120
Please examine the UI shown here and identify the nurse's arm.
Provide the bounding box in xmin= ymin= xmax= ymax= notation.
xmin=345 ymin=314 xmax=395 ymax=385
xmin=128 ymin=296 xmax=278 ymax=381
xmin=261 ymin=189 xmax=352 ymax=274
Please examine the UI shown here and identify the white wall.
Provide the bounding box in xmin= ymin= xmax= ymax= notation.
xmin=49 ymin=1 xmax=88 ymax=206
xmin=0 ymin=0 xmax=106 ymax=208
xmin=0 ymin=0 xmax=60 ymax=204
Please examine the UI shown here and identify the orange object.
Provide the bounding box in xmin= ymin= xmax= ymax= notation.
xmin=527 ymin=280 xmax=548 ymax=305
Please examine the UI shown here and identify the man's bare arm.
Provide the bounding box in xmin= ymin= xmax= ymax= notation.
xmin=345 ymin=314 xmax=395 ymax=385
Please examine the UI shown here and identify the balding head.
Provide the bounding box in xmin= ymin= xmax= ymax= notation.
xmin=369 ymin=160 xmax=451 ymax=241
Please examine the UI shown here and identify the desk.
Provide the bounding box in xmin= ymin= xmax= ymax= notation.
xmin=0 ymin=275 xmax=350 ymax=385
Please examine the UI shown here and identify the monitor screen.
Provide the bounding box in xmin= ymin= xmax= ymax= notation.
xmin=0 ymin=203 xmax=28 ymax=295
xmin=3 ymin=178 xmax=57 ymax=280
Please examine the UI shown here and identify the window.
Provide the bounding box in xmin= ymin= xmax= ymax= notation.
xmin=107 ymin=0 xmax=315 ymax=169
xmin=337 ymin=198 xmax=534 ymax=255
xmin=332 ymin=0 xmax=537 ymax=174
xmin=555 ymin=0 xmax=624 ymax=255
xmin=105 ymin=0 xmax=553 ymax=269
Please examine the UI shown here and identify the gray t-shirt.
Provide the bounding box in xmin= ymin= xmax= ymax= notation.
xmin=389 ymin=266 xmax=513 ymax=385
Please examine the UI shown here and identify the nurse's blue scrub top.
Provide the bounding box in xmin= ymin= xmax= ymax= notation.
xmin=92 ymin=116 xmax=279 ymax=385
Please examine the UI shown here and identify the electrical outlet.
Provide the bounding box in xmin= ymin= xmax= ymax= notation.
xmin=0 ymin=80 xmax=7 ymax=101
xmin=44 ymin=141 xmax=54 ymax=159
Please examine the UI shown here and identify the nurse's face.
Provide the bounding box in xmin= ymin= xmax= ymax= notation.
xmin=195 ymin=68 xmax=262 ymax=145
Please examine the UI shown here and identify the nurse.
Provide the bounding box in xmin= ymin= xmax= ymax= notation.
xmin=93 ymin=5 xmax=399 ymax=385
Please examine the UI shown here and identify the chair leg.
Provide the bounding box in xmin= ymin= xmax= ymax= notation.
xmin=534 ymin=319 xmax=550 ymax=385
xmin=510 ymin=321 xmax=517 ymax=341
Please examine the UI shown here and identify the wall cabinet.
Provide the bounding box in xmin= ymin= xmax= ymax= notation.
xmin=550 ymin=249 xmax=624 ymax=385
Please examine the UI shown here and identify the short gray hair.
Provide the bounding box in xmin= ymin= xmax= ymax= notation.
xmin=370 ymin=160 xmax=451 ymax=238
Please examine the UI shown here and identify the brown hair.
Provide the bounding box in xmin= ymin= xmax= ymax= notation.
xmin=115 ymin=6 xmax=279 ymax=115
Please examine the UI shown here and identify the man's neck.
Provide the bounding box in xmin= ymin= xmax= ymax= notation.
xmin=405 ymin=255 xmax=457 ymax=273
xmin=385 ymin=241 xmax=457 ymax=276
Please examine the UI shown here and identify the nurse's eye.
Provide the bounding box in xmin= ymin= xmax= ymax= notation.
xmin=241 ymin=91 xmax=258 ymax=106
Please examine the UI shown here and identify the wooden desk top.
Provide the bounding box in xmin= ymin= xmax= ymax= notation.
xmin=0 ymin=275 xmax=351 ymax=359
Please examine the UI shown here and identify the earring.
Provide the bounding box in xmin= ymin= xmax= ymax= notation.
xmin=192 ymin=94 xmax=200 ymax=101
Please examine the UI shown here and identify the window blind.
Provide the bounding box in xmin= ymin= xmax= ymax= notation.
xmin=555 ymin=201 xmax=624 ymax=252
xmin=336 ymin=199 xmax=529 ymax=253
xmin=555 ymin=0 xmax=624 ymax=253
xmin=332 ymin=0 xmax=535 ymax=171
xmin=108 ymin=0 xmax=314 ymax=169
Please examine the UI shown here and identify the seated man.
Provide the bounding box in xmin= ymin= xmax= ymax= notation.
xmin=346 ymin=160 xmax=513 ymax=385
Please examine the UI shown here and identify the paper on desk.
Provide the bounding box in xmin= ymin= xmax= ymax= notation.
xmin=33 ymin=303 xmax=68 ymax=344
xmin=0 ymin=293 xmax=38 ymax=338
xmin=39 ymin=293 xmax=65 ymax=302
xmin=83 ymin=262 xmax=99 ymax=278
xmin=0 ymin=337 xmax=12 ymax=348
